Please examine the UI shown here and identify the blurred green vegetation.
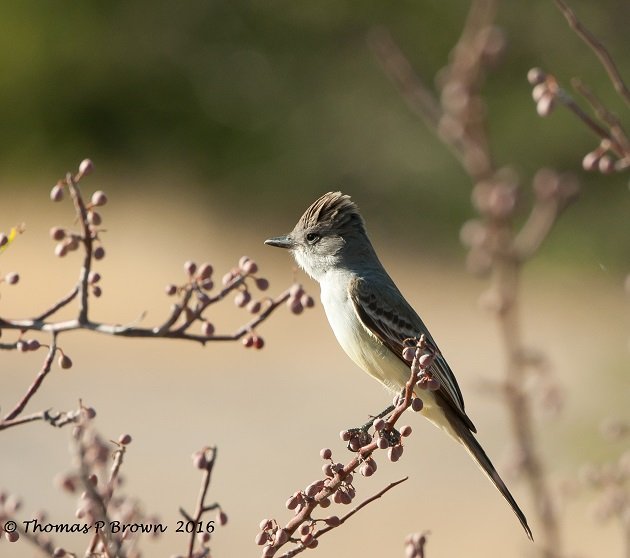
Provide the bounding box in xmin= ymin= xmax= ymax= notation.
xmin=0 ymin=0 xmax=628 ymax=269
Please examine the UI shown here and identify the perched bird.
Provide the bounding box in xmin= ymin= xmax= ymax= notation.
xmin=265 ymin=191 xmax=532 ymax=539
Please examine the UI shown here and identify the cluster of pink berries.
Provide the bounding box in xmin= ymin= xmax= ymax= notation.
xmin=183 ymin=448 xmax=227 ymax=556
xmin=50 ymin=160 xmax=107 ymax=266
xmin=528 ymin=67 xmax=557 ymax=117
xmin=286 ymin=284 xmax=314 ymax=315
xmin=528 ymin=68 xmax=628 ymax=173
xmin=402 ymin=342 xmax=440 ymax=393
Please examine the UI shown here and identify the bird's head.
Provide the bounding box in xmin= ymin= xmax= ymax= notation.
xmin=265 ymin=192 xmax=370 ymax=281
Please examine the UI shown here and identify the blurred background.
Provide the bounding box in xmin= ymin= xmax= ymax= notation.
xmin=1 ymin=1 xmax=628 ymax=557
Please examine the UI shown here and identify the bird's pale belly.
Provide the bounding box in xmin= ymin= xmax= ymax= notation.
xmin=320 ymin=284 xmax=450 ymax=436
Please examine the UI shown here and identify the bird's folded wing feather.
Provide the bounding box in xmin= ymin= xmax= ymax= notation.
xmin=349 ymin=276 xmax=476 ymax=433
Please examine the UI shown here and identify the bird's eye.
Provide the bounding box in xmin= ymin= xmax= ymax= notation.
xmin=305 ymin=232 xmax=320 ymax=244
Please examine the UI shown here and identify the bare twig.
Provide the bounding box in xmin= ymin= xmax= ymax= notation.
xmin=553 ymin=0 xmax=630 ymax=106
xmin=2 ymin=335 xmax=57 ymax=422
xmin=277 ymin=477 xmax=408 ymax=558
xmin=259 ymin=338 xmax=432 ymax=557
xmin=0 ymin=407 xmax=82 ymax=431
xmin=0 ymin=160 xmax=313 ymax=435
xmin=370 ymin=3 xmax=567 ymax=556
xmin=179 ymin=446 xmax=223 ymax=558
xmin=572 ymin=78 xmax=630 ymax=153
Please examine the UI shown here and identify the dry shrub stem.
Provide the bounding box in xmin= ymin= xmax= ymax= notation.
xmin=262 ymin=337 xmax=434 ymax=558
xmin=369 ymin=1 xmax=580 ymax=556
xmin=2 ymin=335 xmax=57 ymax=423
xmin=277 ymin=477 xmax=408 ymax=558
xmin=180 ymin=446 xmax=220 ymax=558
xmin=553 ymin=0 xmax=630 ymax=106
xmin=0 ymin=161 xmax=312 ymax=435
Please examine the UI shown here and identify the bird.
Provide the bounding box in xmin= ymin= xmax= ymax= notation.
xmin=265 ymin=191 xmax=532 ymax=539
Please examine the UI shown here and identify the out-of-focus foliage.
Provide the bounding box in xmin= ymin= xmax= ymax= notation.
xmin=0 ymin=0 xmax=628 ymax=265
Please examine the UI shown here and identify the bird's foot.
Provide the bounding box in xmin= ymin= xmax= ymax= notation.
xmin=341 ymin=404 xmax=400 ymax=451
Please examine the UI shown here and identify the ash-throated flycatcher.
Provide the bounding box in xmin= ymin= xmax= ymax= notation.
xmin=265 ymin=191 xmax=532 ymax=539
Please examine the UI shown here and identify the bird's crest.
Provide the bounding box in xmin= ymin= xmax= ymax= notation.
xmin=295 ymin=191 xmax=365 ymax=234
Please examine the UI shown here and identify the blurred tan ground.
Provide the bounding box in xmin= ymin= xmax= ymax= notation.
xmin=1 ymin=183 xmax=628 ymax=558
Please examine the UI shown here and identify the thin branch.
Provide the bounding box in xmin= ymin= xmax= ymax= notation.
xmin=554 ymin=87 xmax=623 ymax=154
xmin=0 ymin=290 xmax=292 ymax=344
xmin=262 ymin=340 xmax=431 ymax=557
xmin=571 ymin=78 xmax=630 ymax=153
xmin=277 ymin=477 xmax=408 ymax=558
xmin=67 ymin=173 xmax=94 ymax=325
xmin=554 ymin=0 xmax=630 ymax=107
xmin=32 ymin=285 xmax=79 ymax=321
xmin=178 ymin=447 xmax=219 ymax=558
xmin=512 ymin=197 xmax=562 ymax=261
xmin=0 ymin=407 xmax=81 ymax=431
xmin=2 ymin=335 xmax=57 ymax=422
xmin=84 ymin=443 xmax=127 ymax=557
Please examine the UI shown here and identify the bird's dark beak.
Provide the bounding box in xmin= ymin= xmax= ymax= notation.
xmin=264 ymin=235 xmax=294 ymax=249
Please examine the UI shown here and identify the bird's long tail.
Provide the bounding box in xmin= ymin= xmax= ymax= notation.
xmin=448 ymin=411 xmax=533 ymax=540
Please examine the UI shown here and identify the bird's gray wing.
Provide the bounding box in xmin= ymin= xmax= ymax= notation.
xmin=349 ymin=275 xmax=476 ymax=433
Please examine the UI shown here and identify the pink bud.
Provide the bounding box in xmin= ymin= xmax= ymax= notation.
xmin=4 ymin=272 xmax=19 ymax=285
xmin=320 ymin=448 xmax=332 ymax=460
xmin=288 ymin=298 xmax=303 ymax=314
xmin=88 ymin=211 xmax=102 ymax=226
xmin=582 ymin=151 xmax=601 ymax=171
xmin=234 ymin=291 xmax=251 ymax=307
xmin=79 ymin=159 xmax=94 ymax=176
xmin=91 ymin=191 xmax=107 ymax=207
xmin=255 ymin=277 xmax=269 ymax=291
xmin=402 ymin=347 xmax=415 ymax=362
xmin=247 ymin=300 xmax=262 ymax=314
xmin=55 ymin=243 xmax=68 ymax=257
xmin=118 ymin=434 xmax=132 ymax=445
xmin=400 ymin=425 xmax=412 ymax=437
xmin=253 ymin=336 xmax=264 ymax=349
xmin=50 ymin=227 xmax=66 ymax=241
xmin=411 ymin=397 xmax=424 ymax=412
xmin=527 ymin=67 xmax=546 ymax=85
xmin=50 ymin=184 xmax=64 ymax=202
xmin=531 ymin=83 xmax=547 ymax=102
xmin=255 ymin=532 xmax=268 ymax=545
xmin=372 ymin=418 xmax=385 ymax=431
xmin=536 ymin=92 xmax=555 ymax=117
xmin=93 ymin=246 xmax=105 ymax=260
xmin=201 ymin=321 xmax=215 ymax=337
xmin=418 ymin=353 xmax=434 ymax=368
xmin=598 ymin=155 xmax=615 ymax=175
xmin=242 ymin=260 xmax=258 ymax=274
xmin=198 ymin=263 xmax=213 ymax=280
xmin=59 ymin=354 xmax=73 ymax=369
xmin=184 ymin=261 xmax=197 ymax=276
xmin=165 ymin=284 xmax=177 ymax=296
xmin=192 ymin=451 xmax=207 ymax=469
